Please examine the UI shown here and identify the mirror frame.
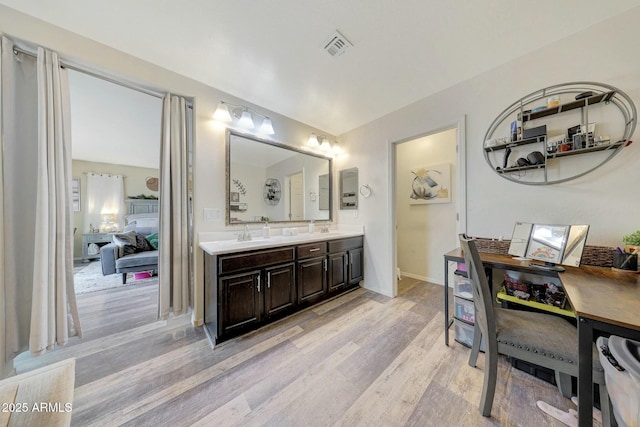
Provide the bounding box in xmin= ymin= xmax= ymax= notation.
xmin=226 ymin=130 xmax=333 ymax=225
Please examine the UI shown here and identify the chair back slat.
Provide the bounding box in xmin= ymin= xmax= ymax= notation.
xmin=459 ymin=234 xmax=496 ymax=344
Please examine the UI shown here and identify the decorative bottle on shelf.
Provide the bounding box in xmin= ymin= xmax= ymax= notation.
xmin=262 ymin=222 xmax=270 ymax=238
xmin=308 ymin=220 xmax=315 ymax=234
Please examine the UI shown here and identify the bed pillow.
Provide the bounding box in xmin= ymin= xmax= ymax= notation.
xmin=112 ymin=231 xmax=137 ymax=256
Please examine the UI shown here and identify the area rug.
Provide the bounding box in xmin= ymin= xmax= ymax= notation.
xmin=73 ymin=261 xmax=157 ymax=294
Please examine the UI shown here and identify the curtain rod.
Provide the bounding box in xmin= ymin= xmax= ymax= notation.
xmin=12 ymin=45 xmax=193 ymax=105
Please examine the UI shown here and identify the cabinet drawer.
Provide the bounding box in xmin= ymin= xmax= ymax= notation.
xmin=219 ymin=247 xmax=295 ymax=274
xmin=328 ymin=236 xmax=363 ymax=253
xmin=297 ymin=242 xmax=327 ymax=259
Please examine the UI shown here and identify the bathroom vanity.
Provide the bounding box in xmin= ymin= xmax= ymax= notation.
xmin=201 ymin=230 xmax=364 ymax=344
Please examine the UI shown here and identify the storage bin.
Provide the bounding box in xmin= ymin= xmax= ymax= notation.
xmin=454 ymin=296 xmax=475 ymax=324
xmin=454 ymin=276 xmax=473 ymax=299
xmin=454 ymin=318 xmax=485 ymax=351
xmin=597 ymin=336 xmax=640 ymax=427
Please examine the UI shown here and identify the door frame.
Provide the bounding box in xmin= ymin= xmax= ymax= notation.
xmin=389 ymin=115 xmax=467 ymax=296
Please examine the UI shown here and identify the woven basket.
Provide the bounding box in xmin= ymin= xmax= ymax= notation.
xmin=473 ymin=237 xmax=614 ymax=268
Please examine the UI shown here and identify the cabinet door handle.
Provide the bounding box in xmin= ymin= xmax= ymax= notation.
xmin=324 ymin=258 xmax=328 ymax=271
xmin=309 ymin=248 xmax=321 ymax=252
xmin=257 ymin=275 xmax=261 ymax=293
xmin=267 ymin=271 xmax=271 ymax=288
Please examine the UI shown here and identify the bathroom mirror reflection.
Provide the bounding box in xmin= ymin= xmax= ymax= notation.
xmin=339 ymin=167 xmax=358 ymax=210
xmin=226 ymin=131 xmax=332 ymax=224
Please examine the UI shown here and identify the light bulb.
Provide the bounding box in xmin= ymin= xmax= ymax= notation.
xmin=320 ymin=138 xmax=331 ymax=151
xmin=332 ymin=141 xmax=341 ymax=154
xmin=259 ymin=117 xmax=275 ymax=135
xmin=308 ymin=133 xmax=319 ymax=147
xmin=213 ymin=102 xmax=232 ymax=122
xmin=238 ymin=110 xmax=255 ymax=129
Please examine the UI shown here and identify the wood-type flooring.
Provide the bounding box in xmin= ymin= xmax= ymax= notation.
xmin=14 ymin=278 xmax=578 ymax=426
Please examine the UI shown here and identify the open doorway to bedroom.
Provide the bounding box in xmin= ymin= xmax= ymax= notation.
xmin=69 ymin=69 xmax=163 ymax=340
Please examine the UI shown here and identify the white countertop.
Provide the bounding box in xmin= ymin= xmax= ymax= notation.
xmin=199 ymin=228 xmax=364 ymax=256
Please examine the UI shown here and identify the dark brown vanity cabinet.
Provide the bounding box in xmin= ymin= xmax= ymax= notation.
xmin=263 ymin=262 xmax=296 ymax=317
xmin=209 ymin=246 xmax=296 ymax=341
xmin=296 ymin=242 xmax=328 ymax=305
xmin=204 ymin=235 xmax=364 ymax=344
xmin=328 ymin=237 xmax=364 ymax=293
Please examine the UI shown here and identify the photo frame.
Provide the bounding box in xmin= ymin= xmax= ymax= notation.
xmin=408 ymin=163 xmax=452 ymax=205
xmin=72 ymin=177 xmax=81 ymax=212
xmin=230 ymin=191 xmax=240 ymax=203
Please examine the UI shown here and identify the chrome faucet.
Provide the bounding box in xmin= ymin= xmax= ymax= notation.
xmin=238 ymin=225 xmax=252 ymax=241
xmin=320 ymin=225 xmax=330 ymax=233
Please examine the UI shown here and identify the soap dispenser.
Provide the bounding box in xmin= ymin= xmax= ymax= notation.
xmin=262 ymin=222 xmax=270 ymax=238
xmin=308 ymin=220 xmax=315 ymax=234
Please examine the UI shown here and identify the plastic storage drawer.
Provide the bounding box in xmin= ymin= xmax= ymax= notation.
xmin=454 ymin=296 xmax=475 ymax=324
xmin=453 ymin=276 xmax=473 ymax=299
xmin=453 ymin=318 xmax=485 ymax=351
xmin=597 ymin=336 xmax=640 ymax=427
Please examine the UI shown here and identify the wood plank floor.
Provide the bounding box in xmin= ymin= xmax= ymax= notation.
xmin=14 ymin=278 xmax=578 ymax=426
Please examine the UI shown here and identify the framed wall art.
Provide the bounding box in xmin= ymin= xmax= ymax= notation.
xmin=408 ymin=163 xmax=451 ymax=205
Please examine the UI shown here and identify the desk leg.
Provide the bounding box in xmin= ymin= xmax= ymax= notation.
xmin=577 ymin=316 xmax=593 ymax=427
xmin=444 ymin=258 xmax=450 ymax=346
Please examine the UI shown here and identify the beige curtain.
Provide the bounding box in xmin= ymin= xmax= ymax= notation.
xmin=158 ymin=94 xmax=190 ymax=318
xmin=2 ymin=35 xmax=40 ymax=371
xmin=29 ymin=46 xmax=81 ymax=354
xmin=1 ymin=36 xmax=81 ymax=368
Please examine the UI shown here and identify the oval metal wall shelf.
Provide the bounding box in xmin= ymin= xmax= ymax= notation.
xmin=483 ymin=82 xmax=636 ymax=185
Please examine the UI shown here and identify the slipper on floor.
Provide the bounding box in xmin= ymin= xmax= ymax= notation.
xmin=537 ymin=401 xmax=577 ymax=427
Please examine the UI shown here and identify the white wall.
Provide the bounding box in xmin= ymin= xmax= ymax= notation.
xmin=338 ymin=8 xmax=640 ymax=297
xmin=0 ymin=6 xmax=334 ymax=325
xmin=396 ymin=129 xmax=457 ymax=283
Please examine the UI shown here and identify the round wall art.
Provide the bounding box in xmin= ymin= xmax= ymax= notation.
xmin=264 ymin=178 xmax=281 ymax=206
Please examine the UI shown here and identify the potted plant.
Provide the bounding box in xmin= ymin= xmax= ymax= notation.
xmin=622 ymin=230 xmax=640 ymax=253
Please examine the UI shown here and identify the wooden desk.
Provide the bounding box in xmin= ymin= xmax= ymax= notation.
xmin=443 ymin=248 xmax=558 ymax=346
xmin=444 ymin=248 xmax=640 ymax=427
xmin=560 ymin=266 xmax=640 ymax=427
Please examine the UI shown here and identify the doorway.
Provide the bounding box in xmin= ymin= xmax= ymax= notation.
xmin=391 ymin=120 xmax=466 ymax=296
xmin=286 ymin=171 xmax=305 ymax=221
xmin=68 ymin=69 xmax=163 ymax=339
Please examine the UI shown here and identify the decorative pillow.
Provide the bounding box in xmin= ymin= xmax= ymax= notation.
xmin=113 ymin=231 xmax=137 ymax=256
xmin=146 ymin=232 xmax=159 ymax=249
xmin=135 ymin=233 xmax=155 ymax=252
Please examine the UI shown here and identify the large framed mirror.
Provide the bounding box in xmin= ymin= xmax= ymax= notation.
xmin=226 ymin=130 xmax=332 ymax=224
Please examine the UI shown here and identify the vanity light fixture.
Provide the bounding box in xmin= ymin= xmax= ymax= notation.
xmin=213 ymin=101 xmax=275 ymax=135
xmin=307 ymin=133 xmax=341 ymax=155
xmin=308 ymin=133 xmax=320 ymax=147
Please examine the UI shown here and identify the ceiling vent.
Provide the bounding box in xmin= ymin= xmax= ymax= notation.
xmin=322 ymin=30 xmax=353 ymax=57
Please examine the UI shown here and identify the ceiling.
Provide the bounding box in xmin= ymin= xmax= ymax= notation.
xmin=2 ymin=1 xmax=640 ymax=135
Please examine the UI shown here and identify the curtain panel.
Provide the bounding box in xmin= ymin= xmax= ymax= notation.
xmin=1 ymin=36 xmax=81 ymax=367
xmin=83 ymin=173 xmax=125 ymax=232
xmin=158 ymin=94 xmax=191 ymax=318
